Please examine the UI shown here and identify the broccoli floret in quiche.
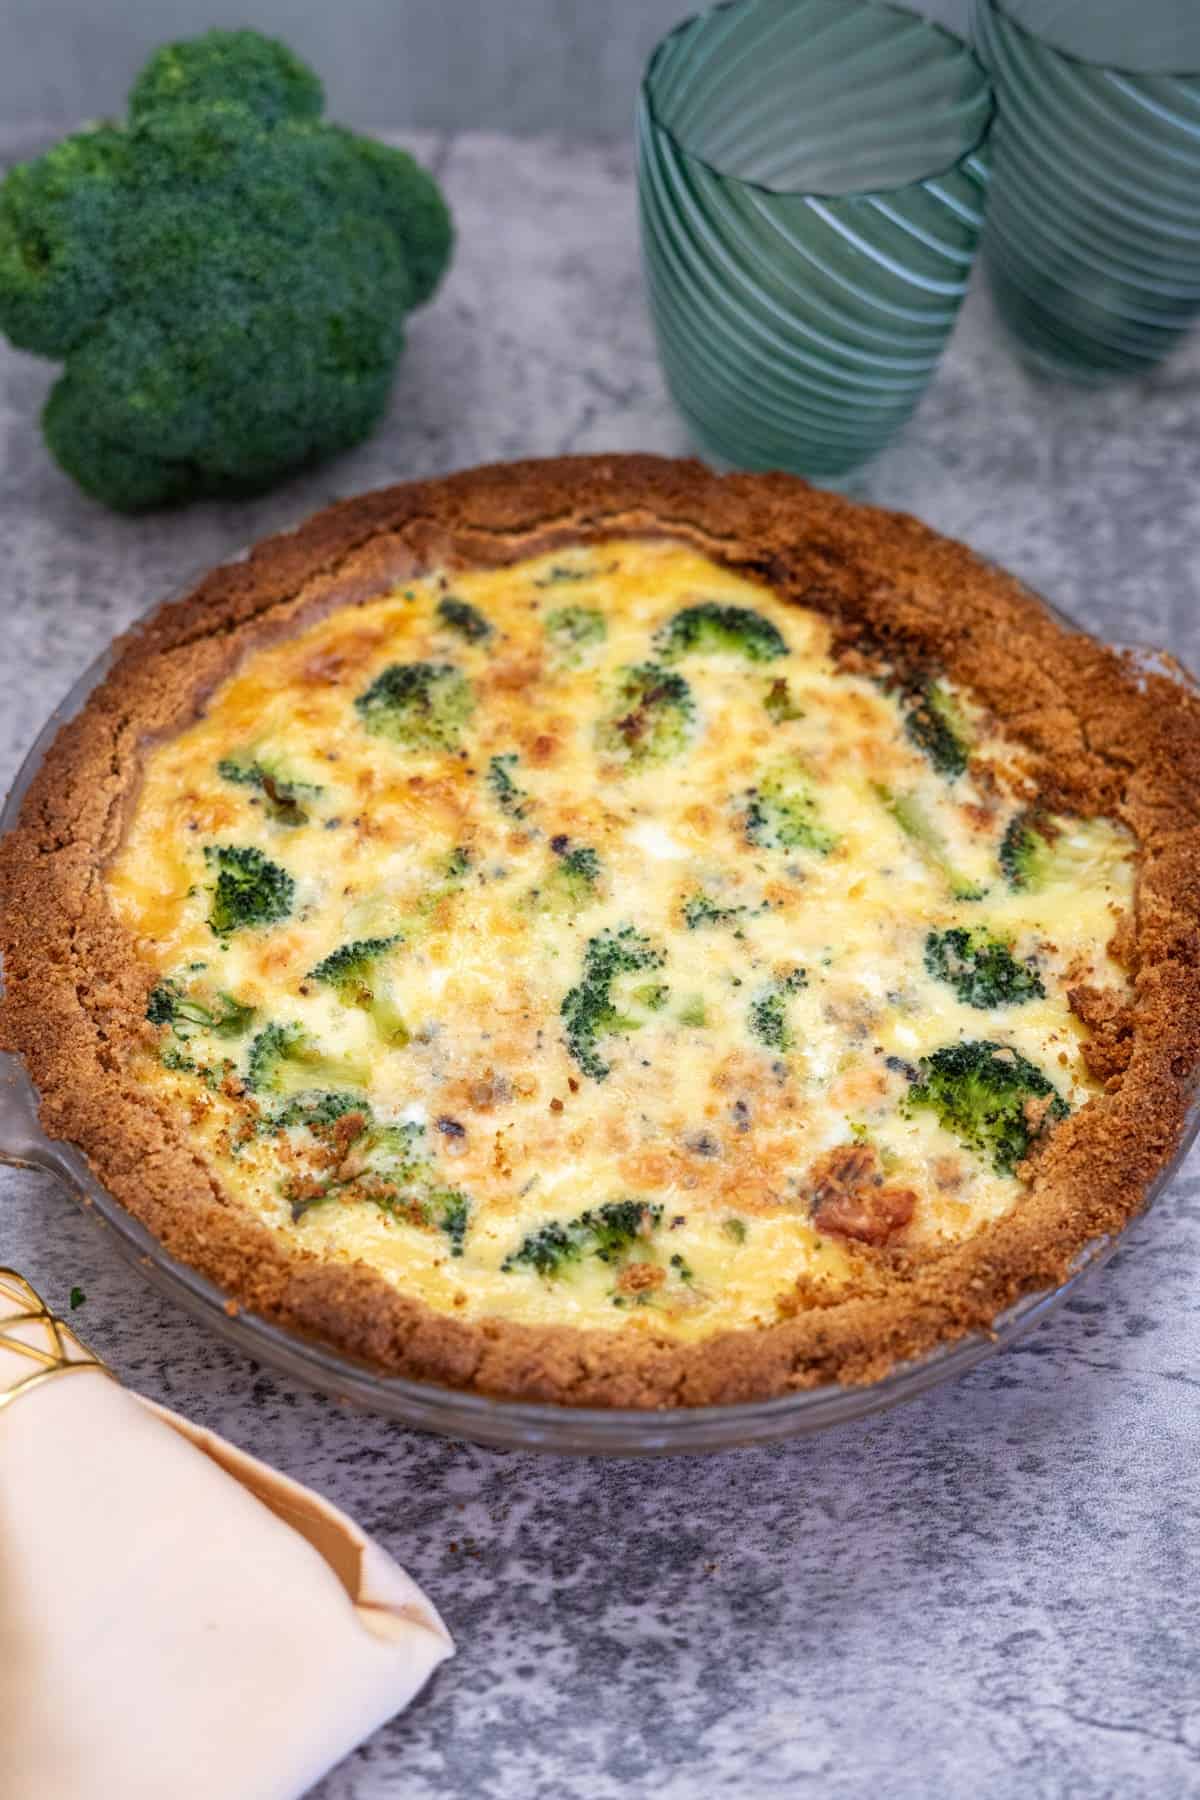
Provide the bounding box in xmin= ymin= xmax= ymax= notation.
xmin=745 ymin=762 xmax=836 ymax=855
xmin=354 ymin=661 xmax=474 ymax=751
xmin=502 ymin=1198 xmax=663 ymax=1276
xmin=146 ymin=974 xmax=256 ymax=1038
xmin=216 ymin=752 xmax=321 ymax=826
xmin=683 ymin=891 xmax=745 ymax=931
xmin=748 ymin=968 xmax=807 ymax=1053
xmin=655 ymin=602 xmax=787 ymax=665
xmin=874 ymin=786 xmax=984 ymax=902
xmin=905 ymin=1040 xmax=1068 ymax=1175
xmin=436 ymin=595 xmax=492 ymax=643
xmin=561 ymin=925 xmax=667 ymax=1080
xmin=524 ymin=840 xmax=602 ymax=916
xmin=273 ymin=1090 xmax=368 ymax=1132
xmin=308 ymin=936 xmax=408 ymax=1045
xmin=904 ymin=681 xmax=971 ymax=778
xmin=204 ymin=843 xmax=294 ymax=936
xmin=999 ymin=813 xmax=1052 ymax=890
xmin=283 ymin=1113 xmax=469 ymax=1252
xmin=763 ymin=676 xmax=804 ymax=723
xmin=924 ymin=927 xmax=1045 ymax=1009
xmin=595 ymin=663 xmax=694 ymax=767
xmin=245 ymin=1021 xmax=372 ymax=1098
xmin=487 ymin=753 xmax=531 ymax=821
xmin=544 ymin=604 xmax=606 ymax=662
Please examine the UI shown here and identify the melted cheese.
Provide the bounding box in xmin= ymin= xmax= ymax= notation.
xmin=107 ymin=541 xmax=1135 ymax=1340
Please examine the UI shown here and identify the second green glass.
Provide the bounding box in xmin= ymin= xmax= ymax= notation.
xmin=636 ymin=0 xmax=994 ymax=479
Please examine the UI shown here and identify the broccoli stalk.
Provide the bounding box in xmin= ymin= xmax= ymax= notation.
xmin=906 ymin=1040 xmax=1068 ymax=1174
xmin=217 ymin=752 xmax=321 ymax=826
xmin=745 ymin=762 xmax=836 ymax=855
xmin=874 ymin=786 xmax=984 ymax=902
xmin=924 ymin=927 xmax=1044 ymax=1009
xmin=309 ymin=936 xmax=408 ymax=1045
xmin=355 ymin=661 xmax=474 ymax=751
xmin=204 ymin=843 xmax=294 ymax=936
xmin=502 ymin=1199 xmax=663 ymax=1276
xmin=147 ymin=974 xmax=255 ymax=1038
xmin=596 ymin=664 xmax=694 ymax=767
xmin=0 ymin=29 xmax=452 ymax=510
xmin=561 ymin=925 xmax=666 ymax=1080
xmin=655 ymin=602 xmax=788 ymax=664
xmin=245 ymin=1021 xmax=373 ymax=1098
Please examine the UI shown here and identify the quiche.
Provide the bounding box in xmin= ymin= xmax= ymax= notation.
xmin=3 ymin=457 xmax=1199 ymax=1408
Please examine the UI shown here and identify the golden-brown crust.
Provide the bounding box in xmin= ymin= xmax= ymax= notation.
xmin=4 ymin=454 xmax=1200 ymax=1408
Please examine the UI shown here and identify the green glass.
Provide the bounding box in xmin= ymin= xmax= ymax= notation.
xmin=973 ymin=1 xmax=1200 ymax=382
xmin=636 ymin=0 xmax=993 ymax=479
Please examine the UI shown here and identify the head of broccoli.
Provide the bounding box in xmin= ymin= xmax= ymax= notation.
xmin=502 ymin=1198 xmax=663 ymax=1277
xmin=561 ymin=925 xmax=666 ymax=1080
xmin=906 ymin=1040 xmax=1068 ymax=1174
xmin=745 ymin=762 xmax=836 ymax=856
xmin=656 ymin=602 xmax=787 ymax=664
xmin=217 ymin=752 xmax=321 ymax=826
xmin=355 ymin=661 xmax=474 ymax=751
xmin=0 ymin=29 xmax=452 ymax=509
xmin=308 ymin=936 xmax=408 ymax=1045
xmin=924 ymin=927 xmax=1045 ymax=1009
xmin=903 ymin=681 xmax=971 ymax=779
xmin=204 ymin=843 xmax=294 ymax=936
xmin=596 ymin=663 xmax=695 ymax=768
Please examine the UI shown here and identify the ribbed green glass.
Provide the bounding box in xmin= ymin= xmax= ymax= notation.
xmin=636 ymin=0 xmax=993 ymax=479
xmin=973 ymin=1 xmax=1200 ymax=382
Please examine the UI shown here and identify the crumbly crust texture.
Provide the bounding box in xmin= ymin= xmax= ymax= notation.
xmin=4 ymin=455 xmax=1199 ymax=1408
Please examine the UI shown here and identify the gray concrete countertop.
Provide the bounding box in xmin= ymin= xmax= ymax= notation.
xmin=1 ymin=133 xmax=1198 ymax=1799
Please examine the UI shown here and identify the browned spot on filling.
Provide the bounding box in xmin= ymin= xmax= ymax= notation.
xmin=616 ymin=1261 xmax=666 ymax=1297
xmin=808 ymin=1142 xmax=915 ymax=1246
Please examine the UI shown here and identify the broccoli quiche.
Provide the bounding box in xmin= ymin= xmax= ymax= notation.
xmin=3 ymin=457 xmax=1199 ymax=1407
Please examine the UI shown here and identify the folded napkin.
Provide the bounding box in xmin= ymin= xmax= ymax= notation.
xmin=0 ymin=1270 xmax=453 ymax=1800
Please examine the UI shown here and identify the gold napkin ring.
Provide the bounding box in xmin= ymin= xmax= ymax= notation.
xmin=0 ymin=1268 xmax=113 ymax=1415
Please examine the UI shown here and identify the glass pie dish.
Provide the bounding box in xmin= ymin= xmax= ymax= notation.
xmin=2 ymin=575 xmax=1197 ymax=1455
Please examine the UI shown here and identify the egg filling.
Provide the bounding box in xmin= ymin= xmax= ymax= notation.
xmin=108 ymin=540 xmax=1134 ymax=1339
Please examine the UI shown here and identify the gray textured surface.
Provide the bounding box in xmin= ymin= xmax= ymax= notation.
xmin=1 ymin=131 xmax=1199 ymax=1799
xmin=0 ymin=0 xmax=971 ymax=136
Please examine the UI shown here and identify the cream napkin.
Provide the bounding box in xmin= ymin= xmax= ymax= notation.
xmin=0 ymin=1271 xmax=453 ymax=1800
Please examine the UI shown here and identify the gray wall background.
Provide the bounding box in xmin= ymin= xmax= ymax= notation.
xmin=2 ymin=0 xmax=969 ymax=137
